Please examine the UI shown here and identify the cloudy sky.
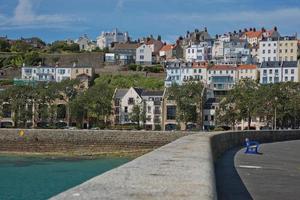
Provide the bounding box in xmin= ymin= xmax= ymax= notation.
xmin=0 ymin=0 xmax=299 ymax=43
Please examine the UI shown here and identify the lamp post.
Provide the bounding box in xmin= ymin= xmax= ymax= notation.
xmin=274 ymin=97 xmax=278 ymax=130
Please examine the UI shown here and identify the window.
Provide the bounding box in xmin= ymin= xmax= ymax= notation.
xmin=275 ymin=69 xmax=279 ymax=74
xmin=128 ymin=98 xmax=134 ymax=105
xmin=274 ymin=50 xmax=276 ymax=53
xmin=291 ymin=49 xmax=294 ymax=53
xmin=140 ymin=49 xmax=144 ymax=53
xmin=291 ymin=76 xmax=295 ymax=81
xmin=269 ymin=77 xmax=273 ymax=82
xmin=205 ymin=115 xmax=208 ymax=121
xmin=147 ymin=106 xmax=151 ymax=114
xmin=262 ymin=50 xmax=265 ymax=54
xmin=167 ymin=106 xmax=176 ymax=120
xmin=285 ymin=69 xmax=288 ymax=74
xmin=263 ymin=77 xmax=267 ymax=84
xmin=279 ymin=49 xmax=282 ymax=53
xmin=285 ymin=49 xmax=288 ymax=53
xmin=124 ymin=107 xmax=128 ymax=113
xmin=194 ymin=69 xmax=197 ymax=73
xmin=211 ymin=115 xmax=214 ymax=121
xmin=86 ymin=69 xmax=89 ymax=73
xmin=198 ymin=69 xmax=201 ymax=73
xmin=291 ymin=69 xmax=295 ymax=74
xmin=268 ymin=50 xmax=271 ymax=53
xmin=269 ymin=69 xmax=272 ymax=74
xmin=285 ymin=76 xmax=288 ymax=81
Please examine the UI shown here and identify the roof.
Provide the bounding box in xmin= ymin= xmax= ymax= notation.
xmin=208 ymin=65 xmax=236 ymax=71
xmin=260 ymin=61 xmax=298 ymax=68
xmin=238 ymin=64 xmax=257 ymax=70
xmin=192 ymin=62 xmax=208 ymax=69
xmin=114 ymin=89 xmax=128 ymax=99
xmin=141 ymin=90 xmax=164 ymax=97
xmin=244 ymin=31 xmax=262 ymax=38
xmin=113 ymin=43 xmax=139 ymax=50
xmin=160 ymin=45 xmax=174 ymax=52
xmin=133 ymin=88 xmax=144 ymax=96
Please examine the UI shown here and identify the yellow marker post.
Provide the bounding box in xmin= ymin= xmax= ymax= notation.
xmin=19 ymin=130 xmax=25 ymax=137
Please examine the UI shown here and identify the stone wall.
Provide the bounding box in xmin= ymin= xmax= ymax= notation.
xmin=210 ymin=130 xmax=300 ymax=160
xmin=0 ymin=129 xmax=187 ymax=155
xmin=52 ymin=130 xmax=300 ymax=200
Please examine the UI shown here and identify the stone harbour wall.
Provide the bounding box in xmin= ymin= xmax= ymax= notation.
xmin=0 ymin=129 xmax=188 ymax=155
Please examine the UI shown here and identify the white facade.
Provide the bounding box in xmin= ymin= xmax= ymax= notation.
xmin=96 ymin=28 xmax=129 ymax=49
xmin=185 ymin=42 xmax=212 ymax=62
xmin=136 ymin=44 xmax=152 ymax=65
xmin=260 ymin=61 xmax=299 ymax=84
xmin=21 ymin=66 xmax=71 ymax=82
xmin=258 ymin=38 xmax=278 ymax=63
xmin=212 ymin=40 xmax=224 ymax=59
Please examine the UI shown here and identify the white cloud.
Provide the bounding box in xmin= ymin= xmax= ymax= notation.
xmin=0 ymin=0 xmax=82 ymax=29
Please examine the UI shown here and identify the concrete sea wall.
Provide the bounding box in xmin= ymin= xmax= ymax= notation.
xmin=0 ymin=129 xmax=187 ymax=155
xmin=52 ymin=130 xmax=300 ymax=200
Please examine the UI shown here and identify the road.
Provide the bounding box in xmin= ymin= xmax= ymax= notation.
xmin=215 ymin=140 xmax=300 ymax=200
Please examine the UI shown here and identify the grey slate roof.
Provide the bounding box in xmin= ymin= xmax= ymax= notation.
xmin=114 ymin=89 xmax=128 ymax=99
xmin=260 ymin=61 xmax=298 ymax=68
xmin=141 ymin=90 xmax=164 ymax=97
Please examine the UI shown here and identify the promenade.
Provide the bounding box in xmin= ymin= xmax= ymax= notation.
xmin=216 ymin=140 xmax=300 ymax=200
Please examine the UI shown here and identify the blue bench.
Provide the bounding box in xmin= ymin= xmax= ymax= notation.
xmin=245 ymin=138 xmax=260 ymax=154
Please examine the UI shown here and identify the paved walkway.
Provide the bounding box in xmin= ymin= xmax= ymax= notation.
xmin=216 ymin=140 xmax=300 ymax=200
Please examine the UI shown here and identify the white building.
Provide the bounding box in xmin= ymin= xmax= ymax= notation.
xmin=260 ymin=61 xmax=300 ymax=84
xmin=136 ymin=44 xmax=152 ymax=65
xmin=258 ymin=38 xmax=278 ymax=63
xmin=141 ymin=90 xmax=164 ymax=130
xmin=112 ymin=88 xmax=163 ymax=130
xmin=185 ymin=42 xmax=212 ymax=62
xmin=96 ymin=28 xmax=129 ymax=49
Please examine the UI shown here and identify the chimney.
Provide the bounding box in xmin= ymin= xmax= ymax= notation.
xmin=204 ymin=27 xmax=208 ymax=32
xmin=22 ymin=63 xmax=25 ymax=67
xmin=55 ymin=62 xmax=59 ymax=68
xmin=38 ymin=62 xmax=42 ymax=67
xmin=274 ymin=26 xmax=278 ymax=31
xmin=73 ymin=62 xmax=77 ymax=68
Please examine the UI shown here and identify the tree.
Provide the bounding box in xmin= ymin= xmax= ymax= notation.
xmin=130 ymin=105 xmax=141 ymax=128
xmin=168 ymin=81 xmax=204 ymax=130
xmin=0 ymin=39 xmax=11 ymax=52
xmin=10 ymin=40 xmax=32 ymax=53
xmin=24 ymin=51 xmax=43 ymax=66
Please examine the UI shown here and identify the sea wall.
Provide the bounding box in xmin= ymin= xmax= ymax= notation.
xmin=0 ymin=129 xmax=188 ymax=155
xmin=52 ymin=130 xmax=300 ymax=200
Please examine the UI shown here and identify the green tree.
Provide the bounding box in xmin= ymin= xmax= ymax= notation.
xmin=168 ymin=81 xmax=204 ymax=130
xmin=130 ymin=105 xmax=141 ymax=128
xmin=0 ymin=39 xmax=11 ymax=52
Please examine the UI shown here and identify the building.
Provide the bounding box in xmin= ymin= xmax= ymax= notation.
xmin=112 ymin=88 xmax=163 ymax=130
xmin=18 ymin=64 xmax=93 ymax=88
xmin=136 ymin=44 xmax=152 ymax=65
xmin=237 ymin=64 xmax=258 ymax=80
xmin=185 ymin=41 xmax=212 ymax=62
xmin=159 ymin=44 xmax=174 ymax=61
xmin=75 ymin=34 xmax=96 ymax=51
xmin=207 ymin=65 xmax=238 ymax=91
xmin=278 ymin=36 xmax=298 ymax=62
xmin=111 ymin=43 xmax=139 ymax=65
xmin=259 ymin=61 xmax=300 ymax=84
xmin=96 ymin=28 xmax=129 ymax=49
xmin=164 ymin=62 xmax=193 ymax=87
xmin=258 ymin=36 xmax=298 ymax=63
xmin=241 ymin=27 xmax=280 ymax=46
xmin=141 ymin=90 xmax=164 ymax=130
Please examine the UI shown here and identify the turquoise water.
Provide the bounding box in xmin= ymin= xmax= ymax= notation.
xmin=0 ymin=155 xmax=130 ymax=200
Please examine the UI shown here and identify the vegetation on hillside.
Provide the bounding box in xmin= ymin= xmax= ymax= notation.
xmin=94 ymin=74 xmax=164 ymax=90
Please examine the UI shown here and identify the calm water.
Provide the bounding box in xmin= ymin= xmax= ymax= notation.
xmin=0 ymin=155 xmax=130 ymax=200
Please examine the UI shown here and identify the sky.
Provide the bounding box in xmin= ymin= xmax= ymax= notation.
xmin=0 ymin=0 xmax=300 ymax=43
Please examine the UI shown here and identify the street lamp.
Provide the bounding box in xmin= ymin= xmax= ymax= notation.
xmin=274 ymin=97 xmax=278 ymax=130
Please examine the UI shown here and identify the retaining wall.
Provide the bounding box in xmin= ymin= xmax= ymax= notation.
xmin=52 ymin=130 xmax=300 ymax=200
xmin=0 ymin=129 xmax=187 ymax=155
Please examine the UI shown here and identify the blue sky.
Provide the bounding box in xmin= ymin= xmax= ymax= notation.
xmin=0 ymin=0 xmax=300 ymax=43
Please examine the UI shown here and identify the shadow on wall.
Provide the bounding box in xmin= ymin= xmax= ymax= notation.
xmin=215 ymin=147 xmax=252 ymax=200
